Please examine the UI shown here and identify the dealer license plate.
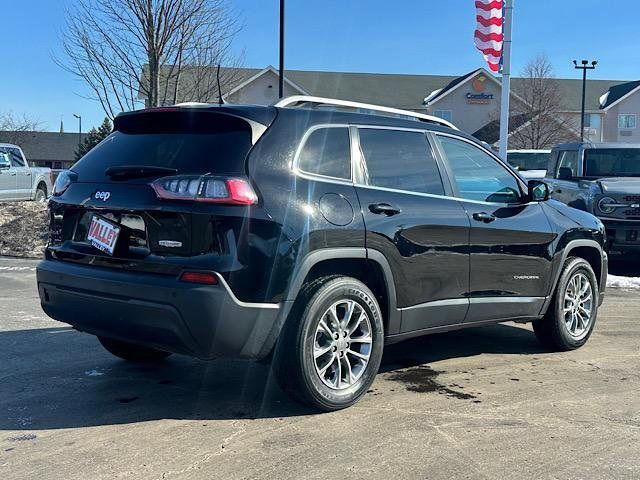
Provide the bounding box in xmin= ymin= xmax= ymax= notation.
xmin=87 ymin=215 xmax=120 ymax=255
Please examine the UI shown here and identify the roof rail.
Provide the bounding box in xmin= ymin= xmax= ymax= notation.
xmin=274 ymin=95 xmax=458 ymax=130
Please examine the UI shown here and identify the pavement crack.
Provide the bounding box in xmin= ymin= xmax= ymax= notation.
xmin=157 ymin=420 xmax=247 ymax=479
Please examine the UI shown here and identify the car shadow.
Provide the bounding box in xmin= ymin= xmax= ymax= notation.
xmin=0 ymin=322 xmax=545 ymax=430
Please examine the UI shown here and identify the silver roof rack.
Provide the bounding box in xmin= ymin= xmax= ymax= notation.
xmin=274 ymin=95 xmax=458 ymax=130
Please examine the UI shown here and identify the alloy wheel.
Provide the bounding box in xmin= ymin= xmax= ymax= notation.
xmin=563 ymin=271 xmax=593 ymax=339
xmin=313 ymin=299 xmax=373 ymax=390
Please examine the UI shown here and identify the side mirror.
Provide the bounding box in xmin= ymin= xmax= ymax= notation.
xmin=528 ymin=180 xmax=550 ymax=202
xmin=558 ymin=167 xmax=573 ymax=180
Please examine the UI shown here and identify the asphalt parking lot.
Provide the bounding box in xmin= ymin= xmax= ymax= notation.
xmin=1 ymin=257 xmax=639 ymax=480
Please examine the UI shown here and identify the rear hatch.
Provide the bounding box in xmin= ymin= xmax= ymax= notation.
xmin=47 ymin=106 xmax=275 ymax=275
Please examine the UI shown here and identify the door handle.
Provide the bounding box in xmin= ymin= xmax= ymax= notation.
xmin=369 ymin=203 xmax=401 ymax=216
xmin=472 ymin=212 xmax=496 ymax=223
xmin=9 ymin=172 xmax=16 ymax=176
xmin=555 ymin=188 xmax=562 ymax=193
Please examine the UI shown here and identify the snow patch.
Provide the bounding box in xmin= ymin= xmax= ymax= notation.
xmin=85 ymin=369 xmax=104 ymax=377
xmin=423 ymin=88 xmax=443 ymax=104
xmin=606 ymin=274 xmax=640 ymax=289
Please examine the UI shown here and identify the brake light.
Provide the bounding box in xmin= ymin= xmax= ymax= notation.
xmin=52 ymin=170 xmax=77 ymax=196
xmin=151 ymin=175 xmax=258 ymax=205
xmin=179 ymin=271 xmax=219 ymax=285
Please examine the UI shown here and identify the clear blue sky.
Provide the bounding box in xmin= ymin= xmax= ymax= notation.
xmin=2 ymin=0 xmax=639 ymax=132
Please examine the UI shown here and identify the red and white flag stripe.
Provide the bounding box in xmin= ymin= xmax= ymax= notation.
xmin=474 ymin=0 xmax=503 ymax=72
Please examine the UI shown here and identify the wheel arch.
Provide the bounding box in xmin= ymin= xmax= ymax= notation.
xmin=285 ymin=248 xmax=400 ymax=334
xmin=541 ymin=239 xmax=606 ymax=315
xmin=36 ymin=180 xmax=48 ymax=197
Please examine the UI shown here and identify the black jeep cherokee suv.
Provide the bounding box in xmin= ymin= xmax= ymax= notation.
xmin=37 ymin=100 xmax=607 ymax=411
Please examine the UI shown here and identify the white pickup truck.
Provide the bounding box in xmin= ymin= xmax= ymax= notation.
xmin=0 ymin=143 xmax=53 ymax=201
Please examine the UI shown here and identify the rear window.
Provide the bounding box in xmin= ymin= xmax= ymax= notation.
xmin=73 ymin=111 xmax=253 ymax=181
xmin=584 ymin=148 xmax=640 ymax=177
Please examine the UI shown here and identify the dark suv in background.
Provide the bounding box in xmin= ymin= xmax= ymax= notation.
xmin=546 ymin=142 xmax=640 ymax=253
xmin=37 ymin=97 xmax=607 ymax=411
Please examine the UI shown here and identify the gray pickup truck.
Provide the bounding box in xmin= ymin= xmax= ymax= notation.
xmin=546 ymin=142 xmax=640 ymax=253
xmin=0 ymin=143 xmax=53 ymax=201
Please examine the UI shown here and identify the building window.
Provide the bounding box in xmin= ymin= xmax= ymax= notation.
xmin=618 ymin=114 xmax=636 ymax=129
xmin=584 ymin=114 xmax=601 ymax=129
xmin=432 ymin=110 xmax=452 ymax=122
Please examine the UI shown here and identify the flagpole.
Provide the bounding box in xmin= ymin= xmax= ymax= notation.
xmin=498 ymin=0 xmax=513 ymax=159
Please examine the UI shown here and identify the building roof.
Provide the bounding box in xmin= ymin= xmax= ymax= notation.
xmin=159 ymin=66 xmax=631 ymax=114
xmin=598 ymin=79 xmax=640 ymax=110
xmin=0 ymin=131 xmax=87 ymax=163
xmin=422 ymin=69 xmax=484 ymax=105
xmin=473 ymin=113 xmax=534 ymax=144
xmin=266 ymin=68 xmax=626 ymax=113
xmin=283 ymin=69 xmax=452 ymax=111
xmin=517 ymin=77 xmax=625 ymax=112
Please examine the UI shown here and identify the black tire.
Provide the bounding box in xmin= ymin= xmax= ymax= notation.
xmin=34 ymin=186 xmax=47 ymax=202
xmin=533 ymin=257 xmax=599 ymax=351
xmin=97 ymin=336 xmax=172 ymax=362
xmin=274 ymin=276 xmax=384 ymax=411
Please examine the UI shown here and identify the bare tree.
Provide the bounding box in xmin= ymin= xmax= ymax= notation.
xmin=509 ymin=54 xmax=579 ymax=149
xmin=0 ymin=111 xmax=41 ymax=132
xmin=59 ymin=0 xmax=244 ymax=118
xmin=0 ymin=111 xmax=42 ymax=145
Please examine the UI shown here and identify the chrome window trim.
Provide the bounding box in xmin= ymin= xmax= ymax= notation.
xmin=290 ymin=124 xmax=537 ymax=207
xmin=349 ymin=125 xmax=533 ymax=206
xmin=291 ymin=123 xmax=354 ymax=184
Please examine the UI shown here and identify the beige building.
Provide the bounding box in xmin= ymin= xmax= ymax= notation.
xmin=158 ymin=65 xmax=639 ymax=146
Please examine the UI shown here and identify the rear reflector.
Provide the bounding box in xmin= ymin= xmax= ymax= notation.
xmin=151 ymin=175 xmax=258 ymax=205
xmin=179 ymin=271 xmax=219 ymax=285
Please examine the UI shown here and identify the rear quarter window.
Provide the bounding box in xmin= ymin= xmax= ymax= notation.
xmin=296 ymin=127 xmax=351 ymax=180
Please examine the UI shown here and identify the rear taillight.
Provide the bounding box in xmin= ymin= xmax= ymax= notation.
xmin=151 ymin=175 xmax=258 ymax=205
xmin=52 ymin=170 xmax=77 ymax=196
xmin=179 ymin=271 xmax=219 ymax=285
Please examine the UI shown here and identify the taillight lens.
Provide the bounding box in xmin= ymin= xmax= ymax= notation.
xmin=151 ymin=175 xmax=258 ymax=205
xmin=52 ymin=170 xmax=77 ymax=196
xmin=179 ymin=271 xmax=219 ymax=285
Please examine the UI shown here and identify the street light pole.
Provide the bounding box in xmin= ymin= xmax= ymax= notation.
xmin=278 ymin=0 xmax=285 ymax=98
xmin=573 ymin=60 xmax=597 ymax=142
xmin=73 ymin=114 xmax=82 ymax=148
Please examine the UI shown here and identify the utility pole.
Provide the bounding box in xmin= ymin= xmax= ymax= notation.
xmin=278 ymin=0 xmax=285 ymax=98
xmin=573 ymin=60 xmax=597 ymax=141
xmin=73 ymin=114 xmax=82 ymax=148
xmin=498 ymin=0 xmax=513 ymax=160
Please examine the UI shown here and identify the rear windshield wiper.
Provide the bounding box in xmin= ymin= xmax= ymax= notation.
xmin=105 ymin=165 xmax=178 ymax=180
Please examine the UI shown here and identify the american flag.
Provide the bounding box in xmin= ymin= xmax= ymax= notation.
xmin=474 ymin=0 xmax=504 ymax=72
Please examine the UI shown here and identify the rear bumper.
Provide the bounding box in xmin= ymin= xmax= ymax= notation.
xmin=36 ymin=259 xmax=282 ymax=360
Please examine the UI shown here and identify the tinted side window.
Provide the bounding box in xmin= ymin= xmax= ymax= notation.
xmin=358 ymin=128 xmax=444 ymax=195
xmin=297 ymin=127 xmax=351 ymax=180
xmin=0 ymin=149 xmax=10 ymax=168
xmin=555 ymin=150 xmax=579 ymax=177
xmin=437 ymin=135 xmax=521 ymax=203
xmin=8 ymin=148 xmax=25 ymax=167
